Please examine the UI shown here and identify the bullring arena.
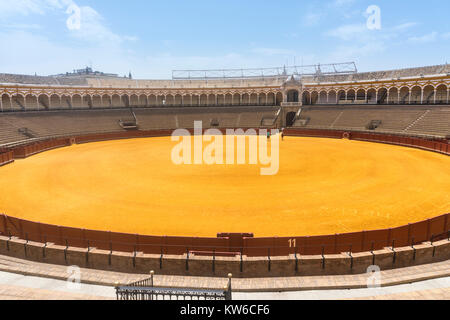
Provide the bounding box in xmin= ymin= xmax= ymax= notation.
xmin=0 ymin=64 xmax=449 ymax=299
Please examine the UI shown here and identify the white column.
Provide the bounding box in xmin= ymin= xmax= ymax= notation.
xmin=0 ymin=96 xmax=3 ymax=112
xmin=420 ymin=88 xmax=424 ymax=104
xmin=398 ymin=91 xmax=400 ymax=104
xmin=447 ymin=89 xmax=449 ymax=104
xmin=433 ymin=89 xmax=436 ymax=104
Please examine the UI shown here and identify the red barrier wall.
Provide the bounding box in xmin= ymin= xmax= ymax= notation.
xmin=0 ymin=151 xmax=13 ymax=166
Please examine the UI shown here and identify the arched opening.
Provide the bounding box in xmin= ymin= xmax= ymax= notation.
xmin=225 ymin=93 xmax=233 ymax=105
xmin=287 ymin=90 xmax=299 ymax=103
xmin=377 ymin=88 xmax=388 ymax=104
xmin=356 ymin=89 xmax=366 ymax=102
xmin=436 ymin=84 xmax=448 ymax=104
xmin=318 ymin=91 xmax=327 ymax=104
xmin=302 ymin=91 xmax=311 ymax=105
xmin=121 ymin=95 xmax=130 ymax=108
xmin=258 ymin=93 xmax=266 ymax=105
xmin=139 ymin=94 xmax=147 ymax=107
xmin=250 ymin=93 xmax=258 ymax=105
xmin=147 ymin=95 xmax=156 ymax=107
xmin=38 ymin=94 xmax=50 ymax=109
xmin=328 ymin=91 xmax=337 ymax=104
xmin=423 ymin=85 xmax=435 ymax=104
xmin=102 ymin=94 xmax=111 ymax=108
xmin=367 ymin=88 xmax=376 ymax=104
xmin=12 ymin=94 xmax=25 ymax=110
xmin=165 ymin=95 xmax=174 ymax=106
xmin=111 ymin=94 xmax=121 ymax=108
xmin=25 ymin=94 xmax=39 ymax=110
xmin=200 ymin=94 xmax=208 ymax=106
xmin=217 ymin=94 xmax=225 ymax=106
xmin=92 ymin=95 xmax=102 ymax=108
xmin=275 ymin=92 xmax=283 ymax=106
xmin=267 ymin=92 xmax=275 ymax=105
xmin=83 ymin=95 xmax=93 ymax=108
xmin=286 ymin=112 xmax=297 ymax=127
xmin=410 ymin=86 xmax=422 ymax=104
xmin=399 ymin=87 xmax=410 ymax=104
xmin=232 ymin=94 xmax=240 ymax=106
xmin=242 ymin=94 xmax=250 ymax=105
xmin=388 ymin=87 xmax=398 ymax=104
xmin=310 ymin=91 xmax=319 ymax=105
xmin=1 ymin=94 xmax=11 ymax=111
xmin=191 ymin=95 xmax=200 ymax=106
xmin=207 ymin=94 xmax=216 ymax=105
xmin=346 ymin=89 xmax=356 ymax=102
xmin=174 ymin=94 xmax=183 ymax=106
xmin=337 ymin=90 xmax=346 ymax=104
xmin=129 ymin=94 xmax=139 ymax=107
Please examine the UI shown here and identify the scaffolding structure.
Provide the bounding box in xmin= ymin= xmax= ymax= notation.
xmin=172 ymin=62 xmax=357 ymax=80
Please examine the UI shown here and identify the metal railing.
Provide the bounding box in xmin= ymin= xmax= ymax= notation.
xmin=115 ymin=271 xmax=232 ymax=301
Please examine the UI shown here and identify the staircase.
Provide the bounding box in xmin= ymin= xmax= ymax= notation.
xmin=404 ymin=110 xmax=430 ymax=132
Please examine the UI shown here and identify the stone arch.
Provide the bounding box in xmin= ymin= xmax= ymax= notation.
xmin=267 ymin=92 xmax=275 ymax=105
xmin=399 ymin=87 xmax=410 ymax=104
xmin=138 ymin=94 xmax=147 ymax=107
xmin=258 ymin=93 xmax=266 ymax=105
xmin=147 ymin=95 xmax=156 ymax=106
xmin=328 ymin=90 xmax=337 ymax=104
xmin=191 ymin=94 xmax=200 ymax=106
xmin=207 ymin=94 xmax=216 ymax=105
xmin=318 ymin=91 xmax=327 ymax=104
xmin=346 ymin=89 xmax=356 ymax=101
xmin=436 ymin=84 xmax=448 ymax=104
xmin=174 ymin=94 xmax=183 ymax=106
xmin=129 ymin=94 xmax=139 ymax=106
xmin=217 ymin=94 xmax=225 ymax=106
xmin=242 ymin=93 xmax=250 ymax=105
xmin=156 ymin=95 xmax=165 ymax=106
xmin=410 ymin=86 xmax=422 ymax=104
xmin=366 ymin=88 xmax=377 ymax=104
xmin=49 ymin=94 xmax=61 ymax=109
xmin=302 ymin=91 xmax=311 ymax=105
xmin=200 ymin=94 xmax=208 ymax=106
xmin=120 ymin=94 xmax=130 ymax=108
xmin=310 ymin=91 xmax=319 ymax=105
xmin=250 ymin=93 xmax=258 ymax=105
xmin=232 ymin=93 xmax=240 ymax=105
xmin=377 ymin=88 xmax=388 ymax=104
xmin=356 ymin=89 xmax=366 ymax=102
xmin=225 ymin=93 xmax=233 ymax=105
xmin=60 ymin=95 xmax=72 ymax=109
xmin=101 ymin=94 xmax=111 ymax=108
xmin=337 ymin=90 xmax=346 ymax=103
xmin=388 ymin=87 xmax=399 ymax=104
xmin=1 ymin=93 xmax=12 ymax=111
xmin=11 ymin=94 xmax=26 ymax=110
xmin=275 ymin=92 xmax=283 ymax=106
xmin=111 ymin=94 xmax=121 ymax=107
xmin=25 ymin=94 xmax=39 ymax=110
xmin=286 ymin=89 xmax=299 ymax=103
xmin=91 ymin=95 xmax=102 ymax=108
xmin=38 ymin=94 xmax=50 ymax=109
xmin=165 ymin=94 xmax=174 ymax=106
xmin=83 ymin=95 xmax=93 ymax=108
xmin=423 ymin=85 xmax=435 ymax=104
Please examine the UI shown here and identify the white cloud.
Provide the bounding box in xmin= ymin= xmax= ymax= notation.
xmin=326 ymin=24 xmax=367 ymax=41
xmin=408 ymin=32 xmax=438 ymax=44
xmin=251 ymin=48 xmax=296 ymax=56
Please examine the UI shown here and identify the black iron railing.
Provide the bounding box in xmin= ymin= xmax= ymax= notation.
xmin=115 ymin=271 xmax=232 ymax=301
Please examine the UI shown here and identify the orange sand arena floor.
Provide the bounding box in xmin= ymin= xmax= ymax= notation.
xmin=0 ymin=136 xmax=449 ymax=237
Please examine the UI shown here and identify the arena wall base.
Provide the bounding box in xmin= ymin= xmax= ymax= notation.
xmin=0 ymin=235 xmax=448 ymax=278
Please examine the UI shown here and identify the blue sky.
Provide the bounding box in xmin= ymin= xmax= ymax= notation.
xmin=0 ymin=0 xmax=449 ymax=79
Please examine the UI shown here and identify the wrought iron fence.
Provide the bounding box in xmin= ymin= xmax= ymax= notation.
xmin=115 ymin=271 xmax=232 ymax=301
